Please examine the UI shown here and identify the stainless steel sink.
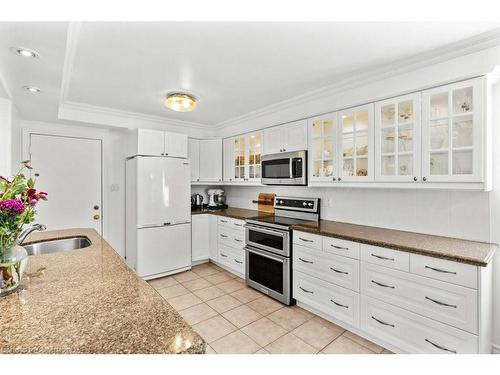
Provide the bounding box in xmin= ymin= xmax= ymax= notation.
xmin=23 ymin=237 xmax=92 ymax=256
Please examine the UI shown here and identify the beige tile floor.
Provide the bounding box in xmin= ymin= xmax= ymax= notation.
xmin=149 ymin=262 xmax=393 ymax=354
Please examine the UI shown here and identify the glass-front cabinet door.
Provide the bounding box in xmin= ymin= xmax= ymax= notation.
xmin=422 ymin=77 xmax=484 ymax=182
xmin=229 ymin=132 xmax=262 ymax=183
xmin=308 ymin=112 xmax=338 ymax=183
xmin=247 ymin=132 xmax=262 ymax=182
xmin=375 ymin=93 xmax=421 ymax=182
xmin=338 ymin=104 xmax=374 ymax=181
xmin=233 ymin=136 xmax=246 ymax=181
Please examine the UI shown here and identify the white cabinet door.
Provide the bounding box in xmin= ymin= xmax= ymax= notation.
xmin=263 ymin=126 xmax=282 ymax=155
xmin=232 ymin=135 xmax=246 ymax=182
xmin=136 ymin=223 xmax=191 ymax=278
xmin=375 ymin=93 xmax=422 ymax=182
xmin=283 ymin=120 xmax=307 ymax=152
xmin=338 ymin=104 xmax=375 ymax=181
xmin=209 ymin=214 xmax=219 ymax=261
xmin=223 ymin=137 xmax=234 ymax=182
xmin=199 ymin=139 xmax=223 ymax=182
xmin=246 ymin=131 xmax=263 ymax=182
xmin=421 ymin=77 xmax=484 ymax=182
xmin=136 ymin=128 xmax=165 ymax=156
xmin=188 ymin=139 xmax=200 ymax=182
xmin=164 ymin=132 xmax=188 ymax=158
xmin=308 ymin=112 xmax=339 ymax=183
xmin=192 ymin=214 xmax=210 ymax=262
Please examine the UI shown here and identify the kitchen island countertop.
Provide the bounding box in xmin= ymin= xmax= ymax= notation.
xmin=0 ymin=229 xmax=205 ymax=354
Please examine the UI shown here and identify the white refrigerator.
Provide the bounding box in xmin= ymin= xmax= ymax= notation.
xmin=125 ymin=156 xmax=191 ymax=279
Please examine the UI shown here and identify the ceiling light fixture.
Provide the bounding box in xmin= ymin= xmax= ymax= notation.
xmin=10 ymin=47 xmax=39 ymax=58
xmin=22 ymin=86 xmax=41 ymax=93
xmin=164 ymin=93 xmax=197 ymax=112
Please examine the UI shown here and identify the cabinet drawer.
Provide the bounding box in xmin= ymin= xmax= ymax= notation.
xmin=361 ymin=244 xmax=409 ymax=272
xmin=410 ymin=254 xmax=478 ymax=289
xmin=218 ymin=244 xmax=245 ymax=275
xmin=361 ymin=262 xmax=478 ymax=334
xmin=361 ymin=296 xmax=478 ymax=354
xmin=293 ymin=231 xmax=322 ymax=250
xmin=294 ymin=244 xmax=360 ymax=292
xmin=218 ymin=216 xmax=245 ymax=232
xmin=293 ymin=270 xmax=360 ymax=328
xmin=323 ymin=237 xmax=360 ymax=259
xmin=218 ymin=226 xmax=245 ymax=249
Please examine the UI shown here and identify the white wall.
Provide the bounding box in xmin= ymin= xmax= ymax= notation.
xmin=0 ymin=97 xmax=12 ymax=176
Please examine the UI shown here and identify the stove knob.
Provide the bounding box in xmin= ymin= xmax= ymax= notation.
xmin=302 ymin=202 xmax=307 ymax=206
xmin=279 ymin=200 xmax=284 ymax=204
xmin=308 ymin=202 xmax=313 ymax=207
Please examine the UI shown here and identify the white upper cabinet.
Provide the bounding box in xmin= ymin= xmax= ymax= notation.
xmin=338 ymin=104 xmax=374 ymax=181
xmin=165 ymin=132 xmax=188 ymax=158
xmin=422 ymin=77 xmax=484 ymax=183
xmin=308 ymin=112 xmax=339 ymax=183
xmin=375 ymin=93 xmax=422 ymax=182
xmin=188 ymin=139 xmax=200 ymax=182
xmin=199 ymin=139 xmax=223 ymax=182
xmin=127 ymin=128 xmax=188 ymax=158
xmin=263 ymin=120 xmax=307 ymax=155
xmin=224 ymin=131 xmax=262 ymax=183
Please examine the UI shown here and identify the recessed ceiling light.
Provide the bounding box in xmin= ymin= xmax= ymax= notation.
xmin=164 ymin=93 xmax=197 ymax=112
xmin=22 ymin=86 xmax=41 ymax=93
xmin=10 ymin=46 xmax=39 ymax=59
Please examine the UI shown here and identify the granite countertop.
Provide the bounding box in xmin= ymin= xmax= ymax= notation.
xmin=191 ymin=207 xmax=273 ymax=220
xmin=293 ymin=220 xmax=497 ymax=267
xmin=0 ymin=229 xmax=205 ymax=354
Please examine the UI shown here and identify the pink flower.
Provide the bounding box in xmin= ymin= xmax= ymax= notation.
xmin=29 ymin=199 xmax=38 ymax=207
xmin=0 ymin=199 xmax=25 ymax=215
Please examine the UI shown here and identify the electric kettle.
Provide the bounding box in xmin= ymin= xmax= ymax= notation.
xmin=191 ymin=193 xmax=204 ymax=208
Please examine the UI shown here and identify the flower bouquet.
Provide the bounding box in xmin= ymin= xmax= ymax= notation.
xmin=0 ymin=161 xmax=47 ymax=294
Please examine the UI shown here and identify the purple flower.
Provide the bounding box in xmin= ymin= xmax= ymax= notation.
xmin=0 ymin=199 xmax=25 ymax=215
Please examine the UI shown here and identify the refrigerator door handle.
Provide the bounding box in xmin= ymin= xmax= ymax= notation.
xmin=137 ymin=221 xmax=190 ymax=229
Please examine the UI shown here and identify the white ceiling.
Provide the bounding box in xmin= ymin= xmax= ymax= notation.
xmin=1 ymin=22 xmax=500 ymax=127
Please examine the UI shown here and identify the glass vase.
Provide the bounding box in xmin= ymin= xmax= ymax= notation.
xmin=0 ymin=245 xmax=28 ymax=296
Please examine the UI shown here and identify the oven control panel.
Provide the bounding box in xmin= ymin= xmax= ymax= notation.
xmin=274 ymin=196 xmax=319 ymax=213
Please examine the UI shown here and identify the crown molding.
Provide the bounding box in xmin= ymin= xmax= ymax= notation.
xmin=214 ymin=28 xmax=500 ymax=131
xmin=58 ymin=100 xmax=211 ymax=132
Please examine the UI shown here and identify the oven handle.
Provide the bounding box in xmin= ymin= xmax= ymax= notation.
xmin=244 ymin=224 xmax=287 ymax=237
xmin=245 ymin=246 xmax=286 ymax=263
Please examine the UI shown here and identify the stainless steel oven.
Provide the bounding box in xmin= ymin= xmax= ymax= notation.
xmin=245 ymin=223 xmax=290 ymax=257
xmin=261 ymin=150 xmax=307 ymax=185
xmin=245 ymin=246 xmax=291 ymax=305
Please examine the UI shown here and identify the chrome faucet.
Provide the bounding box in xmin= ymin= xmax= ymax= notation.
xmin=17 ymin=224 xmax=47 ymax=245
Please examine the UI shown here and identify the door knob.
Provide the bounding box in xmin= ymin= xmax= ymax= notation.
xmin=93 ymin=205 xmax=100 ymax=210
xmin=93 ymin=214 xmax=100 ymax=220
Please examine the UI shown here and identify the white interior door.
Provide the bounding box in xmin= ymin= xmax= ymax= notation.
xmin=29 ymin=134 xmax=102 ymax=233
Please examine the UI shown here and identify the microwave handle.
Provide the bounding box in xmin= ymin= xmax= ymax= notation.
xmin=290 ymin=157 xmax=294 ymax=179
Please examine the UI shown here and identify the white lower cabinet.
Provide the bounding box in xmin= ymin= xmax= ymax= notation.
xmin=215 ymin=217 xmax=246 ymax=277
xmin=191 ymin=214 xmax=210 ymax=262
xmin=294 ymin=271 xmax=360 ymax=327
xmin=292 ymin=230 xmax=491 ymax=353
xmin=361 ymin=295 xmax=478 ymax=354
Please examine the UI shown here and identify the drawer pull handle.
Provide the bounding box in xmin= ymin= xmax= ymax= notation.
xmin=220 ymin=219 xmax=228 ymax=223
xmin=371 ymin=316 xmax=395 ymax=328
xmin=299 ymin=258 xmax=314 ymax=264
xmin=299 ymin=237 xmax=314 ymax=243
xmin=234 ymin=223 xmax=243 ymax=227
xmin=220 ymin=253 xmax=228 ymax=258
xmin=425 ymin=339 xmax=457 ymax=353
xmin=371 ymin=280 xmax=395 ymax=289
xmin=425 ymin=265 xmax=457 ymax=275
xmin=330 ymin=267 xmax=348 ymax=275
xmin=332 ymin=245 xmax=349 ymax=250
xmin=220 ymin=234 xmax=228 ymax=238
xmin=330 ymin=299 xmax=349 ymax=309
xmin=425 ymin=296 xmax=457 ymax=308
xmin=299 ymin=286 xmax=314 ymax=294
xmin=234 ymin=259 xmax=243 ymax=264
xmin=234 ymin=238 xmax=243 ymax=242
xmin=371 ymin=253 xmax=395 ymax=261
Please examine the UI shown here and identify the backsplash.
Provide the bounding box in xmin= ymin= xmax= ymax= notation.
xmin=223 ymin=185 xmax=491 ymax=242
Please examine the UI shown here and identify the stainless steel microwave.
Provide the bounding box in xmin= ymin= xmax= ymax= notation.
xmin=261 ymin=150 xmax=307 ymax=185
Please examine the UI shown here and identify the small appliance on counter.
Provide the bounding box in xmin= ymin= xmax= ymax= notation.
xmin=207 ymin=188 xmax=227 ymax=209
xmin=244 ymin=196 xmax=320 ymax=305
xmin=191 ymin=193 xmax=204 ymax=208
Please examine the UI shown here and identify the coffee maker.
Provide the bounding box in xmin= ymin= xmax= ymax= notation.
xmin=207 ymin=188 xmax=226 ymax=209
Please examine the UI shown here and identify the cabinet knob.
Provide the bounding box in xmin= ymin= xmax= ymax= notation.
xmin=332 ymin=177 xmax=336 ymax=181
xmin=423 ymin=177 xmax=427 ymax=182
xmin=93 ymin=214 xmax=100 ymax=220
xmin=93 ymin=204 xmax=100 ymax=210
xmin=413 ymin=177 xmax=417 ymax=182
xmin=338 ymin=177 xmax=342 ymax=181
